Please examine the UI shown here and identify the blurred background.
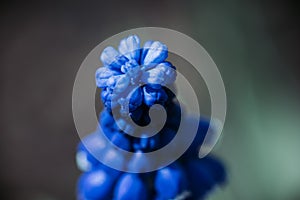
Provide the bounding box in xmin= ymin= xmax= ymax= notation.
xmin=1 ymin=0 xmax=300 ymax=199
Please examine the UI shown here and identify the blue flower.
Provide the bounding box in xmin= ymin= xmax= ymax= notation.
xmin=95 ymin=35 xmax=176 ymax=112
xmin=154 ymin=163 xmax=188 ymax=200
xmin=184 ymin=157 xmax=226 ymax=199
xmin=77 ymin=34 xmax=226 ymax=200
xmin=113 ymin=173 xmax=148 ymax=200
xmin=77 ymin=167 xmax=120 ymax=200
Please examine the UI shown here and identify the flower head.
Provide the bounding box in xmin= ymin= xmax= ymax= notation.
xmin=77 ymin=34 xmax=226 ymax=200
xmin=95 ymin=35 xmax=176 ymax=113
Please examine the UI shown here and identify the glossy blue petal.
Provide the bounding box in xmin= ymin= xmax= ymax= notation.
xmin=100 ymin=46 xmax=128 ymax=70
xmin=101 ymin=147 xmax=127 ymax=171
xmin=141 ymin=41 xmax=168 ymax=69
xmin=95 ymin=67 xmax=121 ymax=88
xmin=165 ymin=102 xmax=181 ymax=130
xmin=76 ymin=145 xmax=100 ymax=172
xmin=113 ymin=174 xmax=148 ymax=200
xmin=154 ymin=163 xmax=188 ymax=200
xmin=101 ymin=75 xmax=131 ymax=110
xmin=120 ymin=60 xmax=142 ymax=85
xmin=115 ymin=118 xmax=136 ymax=134
xmin=76 ymin=132 xmax=105 ymax=171
xmin=200 ymin=156 xmax=226 ymax=184
xmin=140 ymin=40 xmax=153 ymax=63
xmin=159 ymin=127 xmax=177 ymax=148
xmin=132 ymin=134 xmax=160 ymax=152
xmin=99 ymin=111 xmax=132 ymax=150
xmin=101 ymin=89 xmax=118 ymax=110
xmin=77 ymin=168 xmax=117 ymax=200
xmin=77 ymin=131 xmax=122 ymax=175
xmin=127 ymin=150 xmax=152 ymax=172
xmin=181 ymin=118 xmax=210 ymax=159
xmin=129 ymin=106 xmax=144 ymax=122
xmin=120 ymin=59 xmax=139 ymax=74
xmin=99 ymin=109 xmax=116 ymax=132
xmin=128 ymin=87 xmax=143 ymax=111
xmin=184 ymin=158 xmax=224 ymax=199
xmin=118 ymin=35 xmax=141 ymax=61
xmin=141 ymin=61 xmax=176 ymax=86
xmin=116 ymin=87 xmax=144 ymax=117
xmin=143 ymin=85 xmax=168 ymax=106
xmin=107 ymin=74 xmax=130 ymax=94
xmin=109 ymin=132 xmax=131 ymax=151
xmin=99 ymin=109 xmax=127 ymax=136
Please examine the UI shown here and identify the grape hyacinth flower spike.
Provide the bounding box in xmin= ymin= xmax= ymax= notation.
xmin=76 ymin=34 xmax=226 ymax=200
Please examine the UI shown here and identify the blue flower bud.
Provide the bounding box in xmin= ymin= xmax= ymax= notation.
xmin=95 ymin=67 xmax=121 ymax=88
xmin=200 ymin=156 xmax=226 ymax=184
xmin=101 ymin=89 xmax=118 ymax=110
xmin=132 ymin=134 xmax=160 ymax=152
xmin=113 ymin=174 xmax=148 ymax=200
xmin=116 ymin=87 xmax=144 ymax=118
xmin=100 ymin=46 xmax=128 ymax=70
xmin=128 ymin=87 xmax=143 ymax=111
xmin=76 ymin=145 xmax=100 ymax=172
xmin=181 ymin=117 xmax=210 ymax=159
xmin=143 ymin=85 xmax=168 ymax=106
xmin=76 ymin=132 xmax=106 ymax=171
xmin=77 ymin=131 xmax=124 ymax=176
xmin=120 ymin=59 xmax=139 ymax=74
xmin=99 ymin=109 xmax=114 ymax=129
xmin=120 ymin=60 xmax=142 ymax=85
xmin=127 ymin=150 xmax=151 ymax=172
xmin=183 ymin=158 xmax=225 ymax=199
xmin=141 ymin=41 xmax=168 ymax=69
xmin=106 ymin=74 xmax=130 ymax=93
xmin=118 ymin=35 xmax=141 ymax=61
xmin=159 ymin=128 xmax=176 ymax=148
xmin=165 ymin=102 xmax=181 ymax=130
xmin=154 ymin=163 xmax=188 ymax=200
xmin=140 ymin=40 xmax=153 ymax=63
xmin=97 ymin=35 xmax=176 ymax=117
xmin=102 ymin=147 xmax=126 ymax=170
xmin=113 ymin=118 xmax=129 ymax=132
xmin=129 ymin=106 xmax=144 ymax=122
xmin=109 ymin=132 xmax=131 ymax=151
xmin=77 ymin=168 xmax=117 ymax=200
xmin=141 ymin=62 xmax=176 ymax=86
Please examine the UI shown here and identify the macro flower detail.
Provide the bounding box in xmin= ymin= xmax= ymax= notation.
xmin=76 ymin=34 xmax=226 ymax=200
xmin=95 ymin=35 xmax=176 ymax=112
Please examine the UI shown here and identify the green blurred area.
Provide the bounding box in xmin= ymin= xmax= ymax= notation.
xmin=187 ymin=1 xmax=300 ymax=200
